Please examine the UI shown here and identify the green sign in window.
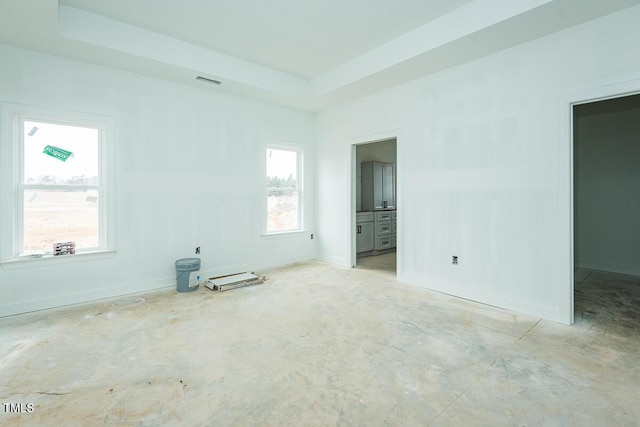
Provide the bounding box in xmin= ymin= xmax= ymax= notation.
xmin=43 ymin=145 xmax=72 ymax=162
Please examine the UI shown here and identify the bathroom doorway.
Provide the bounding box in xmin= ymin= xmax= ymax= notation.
xmin=352 ymin=138 xmax=397 ymax=273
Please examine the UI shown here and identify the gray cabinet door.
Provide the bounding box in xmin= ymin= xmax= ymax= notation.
xmin=362 ymin=161 xmax=395 ymax=211
xmin=372 ymin=162 xmax=384 ymax=209
xmin=356 ymin=221 xmax=375 ymax=252
xmin=382 ymin=163 xmax=395 ymax=209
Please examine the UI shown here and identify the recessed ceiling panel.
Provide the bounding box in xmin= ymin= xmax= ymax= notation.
xmin=60 ymin=0 xmax=475 ymax=78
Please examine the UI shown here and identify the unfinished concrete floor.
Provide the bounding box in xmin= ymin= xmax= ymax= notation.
xmin=1 ymin=261 xmax=639 ymax=426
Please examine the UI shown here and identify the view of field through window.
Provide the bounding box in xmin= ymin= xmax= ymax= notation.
xmin=266 ymin=148 xmax=300 ymax=232
xmin=21 ymin=120 xmax=100 ymax=254
xmin=23 ymin=190 xmax=99 ymax=253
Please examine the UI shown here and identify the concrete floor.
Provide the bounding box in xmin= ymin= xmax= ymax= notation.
xmin=1 ymin=260 xmax=638 ymax=426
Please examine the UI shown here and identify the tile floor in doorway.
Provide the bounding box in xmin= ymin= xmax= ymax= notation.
xmin=0 ymin=263 xmax=638 ymax=426
xmin=356 ymin=251 xmax=396 ymax=273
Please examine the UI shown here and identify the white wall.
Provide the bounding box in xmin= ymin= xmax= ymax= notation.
xmin=575 ymin=97 xmax=640 ymax=276
xmin=355 ymin=139 xmax=396 ymax=211
xmin=0 ymin=44 xmax=316 ymax=317
xmin=316 ymin=6 xmax=640 ymax=323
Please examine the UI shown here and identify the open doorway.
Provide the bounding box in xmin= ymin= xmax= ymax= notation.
xmin=353 ymin=138 xmax=397 ymax=273
xmin=573 ymin=93 xmax=640 ymax=329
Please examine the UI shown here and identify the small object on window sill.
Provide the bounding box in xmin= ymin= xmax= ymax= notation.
xmin=53 ymin=241 xmax=76 ymax=256
xmin=30 ymin=253 xmax=44 ymax=258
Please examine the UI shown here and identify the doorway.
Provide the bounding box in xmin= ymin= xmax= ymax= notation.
xmin=573 ymin=93 xmax=640 ymax=328
xmin=352 ymin=138 xmax=397 ymax=273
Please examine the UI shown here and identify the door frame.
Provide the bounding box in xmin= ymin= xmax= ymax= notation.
xmin=349 ymin=129 xmax=402 ymax=273
xmin=564 ymin=80 xmax=640 ymax=325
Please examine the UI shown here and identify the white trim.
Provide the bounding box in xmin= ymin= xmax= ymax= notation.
xmin=200 ymin=254 xmax=315 ymax=280
xmin=264 ymin=142 xmax=304 ymax=234
xmin=0 ymin=250 xmax=116 ymax=270
xmin=261 ymin=230 xmax=308 ymax=238
xmin=579 ymin=262 xmax=640 ymax=278
xmin=348 ymin=129 xmax=402 ymax=274
xmin=350 ymin=143 xmax=357 ymax=268
xmin=400 ymin=273 xmax=557 ymax=322
xmin=317 ymin=253 xmax=351 ymax=268
xmin=0 ymin=103 xmax=115 ymax=263
xmin=0 ymin=251 xmax=320 ymax=318
xmin=0 ymin=274 xmax=171 ymax=318
xmin=0 ymin=105 xmax=19 ymax=260
xmin=563 ymin=79 xmax=640 ymax=326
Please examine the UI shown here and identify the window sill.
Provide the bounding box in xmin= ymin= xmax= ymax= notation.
xmin=261 ymin=230 xmax=309 ymax=239
xmin=0 ymin=250 xmax=116 ymax=270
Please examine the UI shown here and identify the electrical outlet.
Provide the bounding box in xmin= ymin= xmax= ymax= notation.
xmin=195 ymin=246 xmax=200 ymax=254
xmin=452 ymin=255 xmax=458 ymax=265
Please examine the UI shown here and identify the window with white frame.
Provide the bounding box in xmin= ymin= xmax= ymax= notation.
xmin=1 ymin=104 xmax=112 ymax=259
xmin=266 ymin=146 xmax=302 ymax=233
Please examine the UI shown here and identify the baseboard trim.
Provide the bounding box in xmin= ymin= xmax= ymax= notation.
xmin=317 ymin=253 xmax=350 ymax=268
xmin=0 ymin=277 xmax=174 ymax=318
xmin=399 ymin=273 xmax=559 ymax=322
xmin=200 ymin=255 xmax=316 ymax=279
xmin=578 ymin=262 xmax=640 ymax=278
xmin=0 ymin=255 xmax=317 ymax=318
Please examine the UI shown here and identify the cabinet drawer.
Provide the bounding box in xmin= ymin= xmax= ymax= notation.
xmin=376 ymin=220 xmax=392 ymax=235
xmin=356 ymin=212 xmax=374 ymax=223
xmin=392 ymin=220 xmax=397 ymax=233
xmin=375 ymin=211 xmax=393 ymax=221
xmin=376 ymin=235 xmax=394 ymax=250
xmin=391 ymin=211 xmax=397 ymax=220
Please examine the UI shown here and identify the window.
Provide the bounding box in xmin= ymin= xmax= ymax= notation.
xmin=266 ymin=146 xmax=302 ymax=233
xmin=0 ymin=104 xmax=112 ymax=260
